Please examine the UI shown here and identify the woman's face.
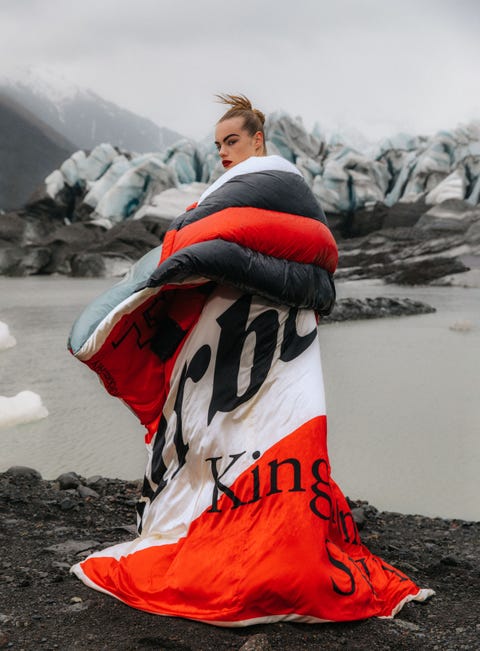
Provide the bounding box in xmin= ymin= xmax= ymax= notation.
xmin=214 ymin=116 xmax=264 ymax=171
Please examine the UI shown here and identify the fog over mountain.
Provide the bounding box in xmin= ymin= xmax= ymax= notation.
xmin=0 ymin=68 xmax=183 ymax=154
xmin=0 ymin=68 xmax=185 ymax=209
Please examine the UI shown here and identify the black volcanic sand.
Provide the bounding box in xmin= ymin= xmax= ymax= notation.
xmin=1 ymin=468 xmax=479 ymax=651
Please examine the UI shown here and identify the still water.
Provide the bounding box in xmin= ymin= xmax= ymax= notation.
xmin=0 ymin=276 xmax=479 ymax=520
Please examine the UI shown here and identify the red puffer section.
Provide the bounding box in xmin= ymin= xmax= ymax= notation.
xmin=161 ymin=207 xmax=338 ymax=274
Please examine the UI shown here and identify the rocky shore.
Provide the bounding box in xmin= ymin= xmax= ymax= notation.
xmin=1 ymin=467 xmax=478 ymax=650
xmin=321 ymin=296 xmax=436 ymax=322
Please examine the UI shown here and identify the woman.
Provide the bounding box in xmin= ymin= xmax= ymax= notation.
xmin=69 ymin=94 xmax=433 ymax=625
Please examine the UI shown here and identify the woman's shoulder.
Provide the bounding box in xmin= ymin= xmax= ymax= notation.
xmin=197 ymin=155 xmax=303 ymax=205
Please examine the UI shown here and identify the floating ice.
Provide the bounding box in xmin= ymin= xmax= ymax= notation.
xmin=449 ymin=320 xmax=473 ymax=332
xmin=0 ymin=321 xmax=16 ymax=350
xmin=0 ymin=390 xmax=49 ymax=428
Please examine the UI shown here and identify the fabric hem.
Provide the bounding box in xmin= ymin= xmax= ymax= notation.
xmin=379 ymin=588 xmax=436 ymax=619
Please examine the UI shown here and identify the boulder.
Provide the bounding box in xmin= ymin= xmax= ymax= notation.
xmin=91 ymin=219 xmax=161 ymax=258
xmin=70 ymin=219 xmax=162 ymax=277
xmin=0 ymin=211 xmax=29 ymax=243
xmin=5 ymin=466 xmax=42 ymax=480
xmin=322 ymin=297 xmax=436 ymax=322
xmin=70 ymin=252 xmax=108 ymax=277
xmin=56 ymin=472 xmax=82 ymax=490
xmin=9 ymin=246 xmax=51 ymax=276
xmin=0 ymin=246 xmax=23 ymax=274
xmin=0 ymin=244 xmax=51 ymax=276
xmin=40 ymin=222 xmax=107 ymax=274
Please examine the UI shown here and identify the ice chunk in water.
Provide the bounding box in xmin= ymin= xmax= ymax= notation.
xmin=0 ymin=321 xmax=16 ymax=350
xmin=0 ymin=391 xmax=49 ymax=428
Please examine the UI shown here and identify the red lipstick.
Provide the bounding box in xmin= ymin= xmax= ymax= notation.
xmin=222 ymin=160 xmax=232 ymax=168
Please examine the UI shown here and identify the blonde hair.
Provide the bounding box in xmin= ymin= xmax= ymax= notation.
xmin=216 ymin=93 xmax=266 ymax=154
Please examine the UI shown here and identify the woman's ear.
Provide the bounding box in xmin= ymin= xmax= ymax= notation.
xmin=254 ymin=131 xmax=264 ymax=153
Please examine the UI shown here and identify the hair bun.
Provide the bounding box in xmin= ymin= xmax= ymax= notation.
xmin=216 ymin=94 xmax=265 ymax=125
xmin=253 ymin=108 xmax=265 ymax=125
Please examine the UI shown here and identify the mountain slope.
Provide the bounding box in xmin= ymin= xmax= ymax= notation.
xmin=1 ymin=69 xmax=183 ymax=153
xmin=0 ymin=93 xmax=75 ymax=210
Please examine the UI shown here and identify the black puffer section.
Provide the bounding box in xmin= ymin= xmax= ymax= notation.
xmin=142 ymin=240 xmax=336 ymax=315
xmin=170 ymin=170 xmax=328 ymax=230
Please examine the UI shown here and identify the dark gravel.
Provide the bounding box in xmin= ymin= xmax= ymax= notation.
xmin=1 ymin=467 xmax=479 ymax=651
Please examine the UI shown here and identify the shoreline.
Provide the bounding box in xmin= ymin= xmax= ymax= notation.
xmin=1 ymin=466 xmax=479 ymax=650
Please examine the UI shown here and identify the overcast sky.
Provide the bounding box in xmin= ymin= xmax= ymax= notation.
xmin=1 ymin=0 xmax=479 ymax=143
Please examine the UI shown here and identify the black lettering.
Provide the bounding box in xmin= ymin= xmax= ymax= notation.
xmin=381 ymin=564 xmax=408 ymax=582
xmin=266 ymin=458 xmax=306 ymax=495
xmin=150 ymin=345 xmax=211 ymax=497
xmin=326 ymin=541 xmax=356 ymax=596
xmin=206 ymin=452 xmax=247 ymax=512
xmin=280 ymin=308 xmax=317 ymax=362
xmin=136 ymin=499 xmax=147 ymax=534
xmin=208 ymin=294 xmax=279 ymax=424
xmin=339 ymin=510 xmax=360 ymax=545
xmin=111 ymin=297 xmax=167 ymax=350
xmin=247 ymin=451 xmax=262 ymax=503
xmin=309 ymin=458 xmax=333 ymax=520
xmin=354 ymin=557 xmax=371 ymax=580
xmin=150 ymin=414 xmax=168 ymax=491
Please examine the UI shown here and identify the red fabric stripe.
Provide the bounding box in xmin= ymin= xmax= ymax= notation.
xmin=160 ymin=230 xmax=176 ymax=262
xmin=161 ymin=207 xmax=338 ymax=273
xmin=85 ymin=288 xmax=208 ymax=438
xmin=79 ymin=416 xmax=420 ymax=623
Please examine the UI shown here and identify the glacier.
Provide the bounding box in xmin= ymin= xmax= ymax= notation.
xmin=38 ymin=116 xmax=480 ymax=226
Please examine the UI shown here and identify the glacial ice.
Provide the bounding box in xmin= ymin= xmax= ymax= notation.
xmin=426 ymin=169 xmax=466 ymax=205
xmin=45 ymin=169 xmax=65 ymax=198
xmin=83 ymin=155 xmax=130 ymax=208
xmin=60 ymin=150 xmax=88 ymax=187
xmin=162 ymin=139 xmax=200 ymax=184
xmin=43 ymin=115 xmax=480 ymax=221
xmin=0 ymin=321 xmax=16 ymax=350
xmin=0 ymin=390 xmax=49 ymax=428
xmin=133 ymin=183 xmax=208 ymax=222
xmin=94 ymin=156 xmax=173 ymax=221
xmin=82 ymin=143 xmax=118 ymax=182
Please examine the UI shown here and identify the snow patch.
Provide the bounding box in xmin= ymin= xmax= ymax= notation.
xmin=2 ymin=64 xmax=82 ymax=105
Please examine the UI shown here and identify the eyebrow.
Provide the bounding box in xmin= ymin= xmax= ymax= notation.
xmin=214 ymin=133 xmax=240 ymax=146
